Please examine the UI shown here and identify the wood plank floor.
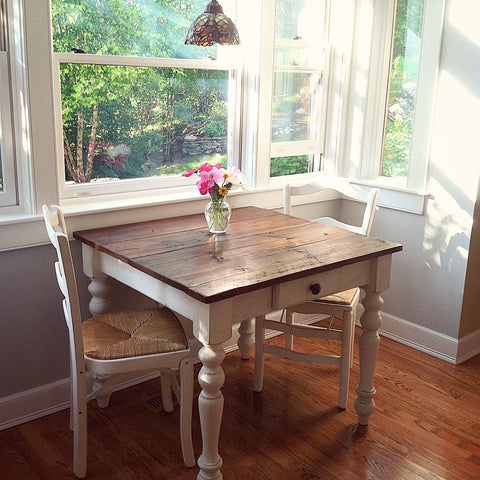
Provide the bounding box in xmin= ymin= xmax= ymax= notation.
xmin=1 ymin=327 xmax=480 ymax=480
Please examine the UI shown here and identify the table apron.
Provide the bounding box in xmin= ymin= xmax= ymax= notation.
xmin=83 ymin=247 xmax=273 ymax=344
xmin=273 ymin=258 xmax=384 ymax=309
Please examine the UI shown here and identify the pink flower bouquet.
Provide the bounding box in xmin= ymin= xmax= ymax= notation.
xmin=183 ymin=163 xmax=245 ymax=233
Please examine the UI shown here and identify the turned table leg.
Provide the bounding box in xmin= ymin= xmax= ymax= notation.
xmin=354 ymin=289 xmax=384 ymax=425
xmin=197 ymin=343 xmax=226 ymax=480
xmin=237 ymin=319 xmax=254 ymax=360
xmin=87 ymin=272 xmax=110 ymax=316
xmin=81 ymin=245 xmax=110 ymax=316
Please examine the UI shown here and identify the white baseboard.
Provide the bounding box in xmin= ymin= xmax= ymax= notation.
xmin=0 ymin=378 xmax=71 ymax=431
xmin=1 ymin=310 xmax=478 ymax=431
xmin=457 ymin=328 xmax=480 ymax=364
xmin=377 ymin=312 xmax=480 ymax=365
xmin=378 ymin=312 xmax=459 ymax=363
xmin=0 ymin=370 xmax=162 ymax=431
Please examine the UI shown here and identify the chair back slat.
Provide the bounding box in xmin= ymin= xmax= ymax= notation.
xmin=54 ymin=261 xmax=69 ymax=299
xmin=284 ymin=176 xmax=379 ymax=236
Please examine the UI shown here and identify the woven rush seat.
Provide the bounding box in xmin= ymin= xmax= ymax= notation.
xmin=314 ymin=288 xmax=358 ymax=306
xmin=82 ymin=307 xmax=188 ymax=360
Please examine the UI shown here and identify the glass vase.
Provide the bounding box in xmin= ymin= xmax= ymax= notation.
xmin=204 ymin=199 xmax=231 ymax=234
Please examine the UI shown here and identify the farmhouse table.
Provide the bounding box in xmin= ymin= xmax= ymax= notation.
xmin=73 ymin=206 xmax=402 ymax=480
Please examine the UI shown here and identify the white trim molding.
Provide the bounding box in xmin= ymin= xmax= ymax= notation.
xmin=378 ymin=312 xmax=458 ymax=363
xmin=379 ymin=312 xmax=480 ymax=365
xmin=457 ymin=329 xmax=480 ymax=365
xmin=0 ymin=378 xmax=70 ymax=431
xmin=0 ymin=371 xmax=163 ymax=431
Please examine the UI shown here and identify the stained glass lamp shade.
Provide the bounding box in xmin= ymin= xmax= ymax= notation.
xmin=185 ymin=0 xmax=240 ymax=47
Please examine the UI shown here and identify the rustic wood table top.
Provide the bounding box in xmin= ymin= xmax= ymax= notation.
xmin=73 ymin=206 xmax=402 ymax=304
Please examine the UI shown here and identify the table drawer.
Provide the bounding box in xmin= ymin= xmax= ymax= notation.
xmin=272 ymin=260 xmax=371 ymax=309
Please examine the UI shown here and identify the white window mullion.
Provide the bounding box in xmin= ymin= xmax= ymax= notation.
xmin=357 ymin=0 xmax=395 ymax=180
xmin=271 ymin=140 xmax=322 ymax=158
xmin=254 ymin=0 xmax=276 ymax=189
xmin=322 ymin=0 xmax=356 ymax=178
xmin=54 ymin=53 xmax=239 ymax=71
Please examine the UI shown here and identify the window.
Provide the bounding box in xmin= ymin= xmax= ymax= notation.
xmin=258 ymin=0 xmax=327 ymax=183
xmin=270 ymin=0 xmax=326 ymax=177
xmin=344 ymin=0 xmax=444 ymax=212
xmin=0 ymin=0 xmax=30 ymax=213
xmin=52 ymin=0 xmax=329 ymax=198
xmin=52 ymin=0 xmax=240 ymax=199
xmin=382 ymin=0 xmax=424 ymax=178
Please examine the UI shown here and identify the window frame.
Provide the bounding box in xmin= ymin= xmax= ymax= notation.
xmin=256 ymin=0 xmax=329 ymax=188
xmin=52 ymin=52 xmax=241 ymax=202
xmin=48 ymin=0 xmax=330 ymax=199
xmin=0 ymin=0 xmax=34 ymax=216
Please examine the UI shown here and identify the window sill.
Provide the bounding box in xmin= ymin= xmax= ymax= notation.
xmin=350 ymin=178 xmax=431 ymax=214
xmin=0 ymin=186 xmax=285 ymax=252
xmin=0 ymin=176 xmax=429 ymax=253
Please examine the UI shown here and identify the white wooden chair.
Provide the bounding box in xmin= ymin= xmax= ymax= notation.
xmin=254 ymin=177 xmax=379 ymax=409
xmin=42 ymin=205 xmax=196 ymax=478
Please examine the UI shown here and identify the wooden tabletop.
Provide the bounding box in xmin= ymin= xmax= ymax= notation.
xmin=73 ymin=206 xmax=402 ymax=304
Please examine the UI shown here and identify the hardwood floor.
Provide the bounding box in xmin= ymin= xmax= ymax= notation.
xmin=1 ymin=327 xmax=480 ymax=480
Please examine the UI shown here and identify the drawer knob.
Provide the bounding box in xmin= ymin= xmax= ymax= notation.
xmin=309 ymin=283 xmax=321 ymax=295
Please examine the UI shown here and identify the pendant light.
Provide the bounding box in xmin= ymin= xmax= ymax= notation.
xmin=185 ymin=0 xmax=240 ymax=47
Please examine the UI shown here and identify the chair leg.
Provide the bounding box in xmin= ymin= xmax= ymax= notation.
xmin=94 ymin=375 xmax=114 ymax=408
xmin=285 ymin=309 xmax=294 ymax=350
xmin=72 ymin=372 xmax=88 ymax=478
xmin=253 ymin=315 xmax=266 ymax=392
xmin=179 ymin=357 xmax=195 ymax=467
xmin=350 ymin=309 xmax=356 ymax=368
xmin=338 ymin=310 xmax=354 ymax=410
xmin=69 ymin=358 xmax=74 ymax=431
xmin=161 ymin=372 xmax=174 ymax=413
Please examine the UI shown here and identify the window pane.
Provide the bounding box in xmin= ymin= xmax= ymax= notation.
xmin=51 ymin=0 xmax=231 ymax=60
xmin=272 ymin=70 xmax=319 ymax=143
xmin=381 ymin=0 xmax=425 ymax=177
xmin=60 ymin=64 xmax=229 ymax=183
xmin=275 ymin=0 xmax=325 ymax=42
xmin=274 ymin=45 xmax=323 ymax=68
